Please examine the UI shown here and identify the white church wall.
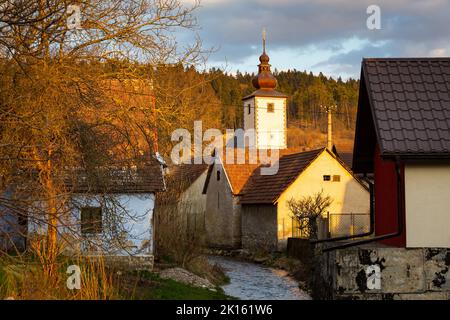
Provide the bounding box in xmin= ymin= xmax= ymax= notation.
xmin=243 ymin=97 xmax=256 ymax=145
xmin=255 ymin=96 xmax=287 ymax=149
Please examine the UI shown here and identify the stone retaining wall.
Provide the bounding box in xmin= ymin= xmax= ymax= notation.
xmin=97 ymin=255 xmax=154 ymax=271
xmin=315 ymin=246 xmax=450 ymax=300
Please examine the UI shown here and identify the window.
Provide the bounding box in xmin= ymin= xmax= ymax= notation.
xmin=323 ymin=175 xmax=331 ymax=181
xmin=216 ymin=170 xmax=221 ymax=181
xmin=247 ymin=104 xmax=251 ymax=114
xmin=267 ymin=102 xmax=274 ymax=113
xmin=81 ymin=207 xmax=102 ymax=234
xmin=333 ymin=175 xmax=341 ymax=182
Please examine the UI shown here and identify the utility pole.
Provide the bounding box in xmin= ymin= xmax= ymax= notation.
xmin=321 ymin=105 xmax=337 ymax=151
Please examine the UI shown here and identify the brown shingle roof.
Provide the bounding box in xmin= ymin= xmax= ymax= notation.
xmin=166 ymin=163 xmax=208 ymax=192
xmin=66 ymin=163 xmax=165 ymax=194
xmin=239 ymin=148 xmax=324 ymax=204
xmin=362 ymin=58 xmax=450 ymax=156
xmin=337 ymin=152 xmax=353 ymax=168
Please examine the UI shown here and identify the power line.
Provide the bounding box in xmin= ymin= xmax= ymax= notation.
xmin=200 ymin=100 xmax=351 ymax=113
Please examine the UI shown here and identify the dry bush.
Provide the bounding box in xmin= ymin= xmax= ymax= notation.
xmin=287 ymin=127 xmax=326 ymax=150
xmin=184 ymin=255 xmax=228 ymax=286
xmin=288 ymin=191 xmax=333 ymax=240
xmin=0 ymin=235 xmax=118 ymax=300
xmin=0 ymin=252 xmax=118 ymax=300
xmin=155 ymin=198 xmax=205 ymax=267
xmin=154 ymin=168 xmax=208 ymax=268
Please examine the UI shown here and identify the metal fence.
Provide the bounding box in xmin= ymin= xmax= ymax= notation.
xmin=327 ymin=213 xmax=370 ymax=238
xmin=290 ymin=212 xmax=370 ymax=239
xmin=291 ymin=218 xmax=303 ymax=238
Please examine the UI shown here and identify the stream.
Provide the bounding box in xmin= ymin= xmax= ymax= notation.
xmin=209 ymin=256 xmax=311 ymax=300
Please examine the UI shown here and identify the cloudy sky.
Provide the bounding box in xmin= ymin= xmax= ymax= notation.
xmin=181 ymin=0 xmax=450 ymax=79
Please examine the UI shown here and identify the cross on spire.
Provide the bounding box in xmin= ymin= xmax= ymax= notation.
xmin=262 ymin=28 xmax=266 ymax=53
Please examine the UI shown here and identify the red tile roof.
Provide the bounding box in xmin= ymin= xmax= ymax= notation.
xmin=204 ymin=147 xmax=366 ymax=204
xmin=202 ymin=147 xmax=305 ymax=195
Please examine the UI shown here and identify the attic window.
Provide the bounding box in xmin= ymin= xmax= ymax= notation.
xmin=323 ymin=175 xmax=331 ymax=181
xmin=267 ymin=103 xmax=274 ymax=113
xmin=216 ymin=170 xmax=221 ymax=181
xmin=247 ymin=104 xmax=251 ymax=114
xmin=81 ymin=207 xmax=102 ymax=234
xmin=333 ymin=175 xmax=341 ymax=182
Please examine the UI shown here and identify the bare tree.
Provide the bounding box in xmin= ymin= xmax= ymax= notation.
xmin=288 ymin=191 xmax=332 ymax=240
xmin=0 ymin=0 xmax=210 ymax=274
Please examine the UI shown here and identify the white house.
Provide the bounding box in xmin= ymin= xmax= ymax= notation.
xmin=239 ymin=148 xmax=370 ymax=251
xmin=352 ymin=57 xmax=450 ymax=248
xmin=27 ymin=162 xmax=165 ymax=266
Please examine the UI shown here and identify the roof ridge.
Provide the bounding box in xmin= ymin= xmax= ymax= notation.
xmin=279 ymin=147 xmax=325 ymax=158
xmin=363 ymin=57 xmax=450 ymax=61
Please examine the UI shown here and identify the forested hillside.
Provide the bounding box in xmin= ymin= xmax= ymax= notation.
xmin=206 ymin=68 xmax=360 ymax=151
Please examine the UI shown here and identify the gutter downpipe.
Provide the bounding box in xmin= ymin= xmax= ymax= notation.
xmin=311 ymin=179 xmax=375 ymax=244
xmin=321 ymin=156 xmax=405 ymax=252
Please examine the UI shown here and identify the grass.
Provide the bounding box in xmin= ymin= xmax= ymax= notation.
xmin=0 ymin=260 xmax=234 ymax=300
xmin=0 ymin=244 xmax=233 ymax=300
xmin=117 ymin=271 xmax=234 ymax=300
xmin=0 ymin=253 xmax=117 ymax=300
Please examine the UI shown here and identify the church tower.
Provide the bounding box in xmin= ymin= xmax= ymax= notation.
xmin=243 ymin=30 xmax=287 ymax=149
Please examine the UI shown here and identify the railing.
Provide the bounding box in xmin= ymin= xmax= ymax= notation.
xmin=327 ymin=212 xmax=370 ymax=238
xmin=290 ymin=212 xmax=370 ymax=239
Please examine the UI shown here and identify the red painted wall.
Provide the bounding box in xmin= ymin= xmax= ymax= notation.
xmin=373 ymin=146 xmax=406 ymax=247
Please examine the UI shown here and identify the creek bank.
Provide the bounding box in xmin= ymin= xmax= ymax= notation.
xmin=209 ymin=255 xmax=312 ymax=300
xmin=207 ymin=248 xmax=313 ymax=294
xmin=159 ymin=267 xmax=216 ymax=291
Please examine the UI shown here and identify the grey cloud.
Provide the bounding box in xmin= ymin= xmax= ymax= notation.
xmin=193 ymin=0 xmax=450 ymax=76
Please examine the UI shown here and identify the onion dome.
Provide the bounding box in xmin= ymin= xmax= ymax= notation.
xmin=252 ymin=32 xmax=277 ymax=90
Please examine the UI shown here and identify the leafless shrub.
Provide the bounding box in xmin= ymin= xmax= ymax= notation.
xmin=288 ymin=191 xmax=332 ymax=240
xmin=155 ymin=197 xmax=205 ymax=267
xmin=154 ymin=167 xmax=207 ymax=267
xmin=0 ymin=251 xmax=117 ymax=300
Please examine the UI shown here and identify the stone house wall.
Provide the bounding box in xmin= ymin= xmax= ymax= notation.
xmin=205 ymin=162 xmax=241 ymax=249
xmin=241 ymin=204 xmax=278 ymax=251
xmin=179 ymin=170 xmax=207 ymax=235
